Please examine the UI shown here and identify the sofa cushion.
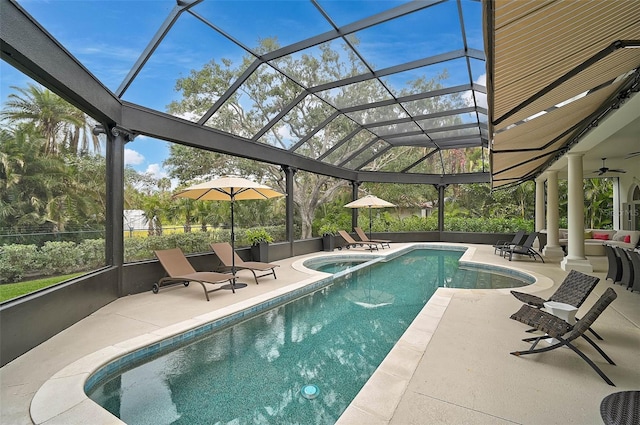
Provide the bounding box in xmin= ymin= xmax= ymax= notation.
xmin=612 ymin=230 xmax=640 ymax=247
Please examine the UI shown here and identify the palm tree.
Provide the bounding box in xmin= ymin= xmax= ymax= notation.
xmin=193 ymin=201 xmax=214 ymax=232
xmin=166 ymin=198 xmax=195 ymax=233
xmin=0 ymin=124 xmax=67 ymax=232
xmin=140 ymin=193 xmax=168 ymax=236
xmin=1 ymin=84 xmax=100 ymax=155
xmin=64 ymin=107 xmax=101 ymax=154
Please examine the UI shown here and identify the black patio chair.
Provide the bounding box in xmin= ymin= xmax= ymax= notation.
xmin=501 ymin=232 xmax=544 ymax=262
xmin=509 ymin=287 xmax=618 ymax=386
xmin=600 ymin=391 xmax=640 ymax=425
xmin=626 ymin=249 xmax=640 ymax=293
xmin=604 ymin=244 xmax=622 ymax=284
xmin=510 ymin=269 xmax=603 ymax=340
xmin=616 ymin=247 xmax=635 ymax=290
xmin=493 ymin=230 xmax=526 ymax=255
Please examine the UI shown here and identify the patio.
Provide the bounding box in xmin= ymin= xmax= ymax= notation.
xmin=1 ymin=243 xmax=638 ymax=424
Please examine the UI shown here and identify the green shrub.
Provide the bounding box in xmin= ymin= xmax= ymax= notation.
xmin=78 ymin=239 xmax=106 ymax=269
xmin=0 ymin=244 xmax=39 ymax=283
xmin=40 ymin=241 xmax=83 ymax=274
xmin=244 ymin=228 xmax=273 ymax=245
xmin=386 ymin=215 xmax=438 ymax=232
xmin=123 ymin=237 xmax=149 ymax=263
xmin=318 ymin=223 xmax=339 ymax=236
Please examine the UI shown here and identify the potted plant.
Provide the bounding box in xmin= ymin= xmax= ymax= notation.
xmin=319 ymin=223 xmax=339 ymax=252
xmin=246 ymin=227 xmax=273 ymax=262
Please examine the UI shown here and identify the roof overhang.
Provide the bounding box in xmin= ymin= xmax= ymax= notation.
xmin=486 ymin=0 xmax=640 ymax=188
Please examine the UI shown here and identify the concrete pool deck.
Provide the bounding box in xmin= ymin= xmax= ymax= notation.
xmin=1 ymin=243 xmax=639 ymax=424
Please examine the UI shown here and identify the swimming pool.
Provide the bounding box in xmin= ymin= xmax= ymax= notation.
xmin=86 ymin=248 xmax=531 ymax=424
xmin=304 ymin=254 xmax=375 ymax=274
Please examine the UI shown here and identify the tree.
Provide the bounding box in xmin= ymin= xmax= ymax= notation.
xmin=1 ymin=84 xmax=100 ymax=156
xmin=0 ymin=122 xmax=107 ymax=238
xmin=0 ymin=124 xmax=63 ymax=231
xmin=140 ymin=193 xmax=168 ymax=236
xmin=584 ymin=178 xmax=613 ymax=229
xmin=166 ymin=38 xmax=467 ymax=237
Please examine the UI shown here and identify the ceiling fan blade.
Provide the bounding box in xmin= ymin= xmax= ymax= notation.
xmin=625 ymin=151 xmax=640 ymax=159
xmin=609 ymin=169 xmax=626 ymax=173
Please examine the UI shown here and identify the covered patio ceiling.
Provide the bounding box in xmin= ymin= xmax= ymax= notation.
xmin=486 ymin=0 xmax=640 ymax=188
xmin=0 ymin=0 xmax=490 ymax=186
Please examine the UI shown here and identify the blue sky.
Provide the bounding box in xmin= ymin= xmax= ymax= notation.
xmin=1 ymin=0 xmax=483 ymax=182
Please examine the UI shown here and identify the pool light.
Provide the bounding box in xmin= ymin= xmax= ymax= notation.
xmin=301 ymin=384 xmax=319 ymax=400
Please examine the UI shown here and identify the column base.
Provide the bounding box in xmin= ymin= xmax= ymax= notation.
xmin=560 ymin=257 xmax=593 ymax=273
xmin=542 ymin=245 xmax=565 ymax=260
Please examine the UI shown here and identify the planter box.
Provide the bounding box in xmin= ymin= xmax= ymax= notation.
xmin=251 ymin=242 xmax=269 ymax=263
xmin=322 ymin=235 xmax=335 ymax=252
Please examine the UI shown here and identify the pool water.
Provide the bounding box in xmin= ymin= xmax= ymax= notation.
xmin=309 ymin=259 xmax=370 ymax=274
xmin=88 ymin=249 xmax=529 ymax=424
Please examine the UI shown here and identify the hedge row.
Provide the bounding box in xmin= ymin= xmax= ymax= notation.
xmin=0 ymin=240 xmax=104 ymax=284
xmin=0 ymin=219 xmax=531 ymax=284
xmin=370 ymin=215 xmax=533 ymax=233
xmin=0 ymin=226 xmax=286 ymax=284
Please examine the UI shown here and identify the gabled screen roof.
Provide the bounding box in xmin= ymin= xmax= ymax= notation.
xmin=11 ymin=0 xmax=489 ymax=181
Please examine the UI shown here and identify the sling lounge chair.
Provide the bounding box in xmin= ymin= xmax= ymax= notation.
xmin=604 ymin=244 xmax=622 ymax=284
xmin=154 ymin=248 xmax=235 ymax=301
xmin=616 ymin=247 xmax=635 ymax=290
xmin=210 ymin=242 xmax=278 ymax=285
xmin=354 ymin=226 xmax=391 ymax=249
xmin=628 ymin=250 xmax=640 ymax=293
xmin=511 ymin=269 xmax=602 ymax=340
xmin=501 ymin=232 xmax=544 ymax=262
xmin=337 ymin=230 xmax=378 ymax=251
xmin=509 ymin=287 xmax=617 ymax=386
xmin=493 ymin=230 xmax=526 ymax=255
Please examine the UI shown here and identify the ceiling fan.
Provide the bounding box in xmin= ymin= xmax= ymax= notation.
xmin=595 ymin=158 xmax=626 ymax=175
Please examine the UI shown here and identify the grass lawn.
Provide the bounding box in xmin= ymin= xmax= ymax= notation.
xmin=0 ymin=273 xmax=84 ymax=303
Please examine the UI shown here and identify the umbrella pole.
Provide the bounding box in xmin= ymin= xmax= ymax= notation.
xmin=230 ymin=199 xmax=236 ymax=287
xmin=225 ymin=197 xmax=248 ymax=290
xmin=369 ymin=207 xmax=372 ymax=240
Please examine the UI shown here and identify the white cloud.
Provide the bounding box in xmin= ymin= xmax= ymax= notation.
xmin=145 ymin=163 xmax=167 ymax=179
xmin=124 ymin=148 xmax=145 ymax=165
xmin=463 ymin=73 xmax=487 ymax=109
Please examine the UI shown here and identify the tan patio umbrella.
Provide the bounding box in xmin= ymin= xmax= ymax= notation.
xmin=344 ymin=195 xmax=395 ymax=240
xmin=174 ymin=176 xmax=285 ymax=288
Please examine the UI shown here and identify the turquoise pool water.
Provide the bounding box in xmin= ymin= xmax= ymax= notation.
xmin=87 ymin=248 xmax=530 ymax=424
xmin=308 ymin=259 xmax=370 ymax=274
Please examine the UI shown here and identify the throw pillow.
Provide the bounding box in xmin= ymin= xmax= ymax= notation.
xmin=612 ymin=233 xmax=625 ymax=242
xmin=624 ymin=235 xmax=631 ymax=243
xmin=593 ymin=233 xmax=610 ymax=240
xmin=584 ymin=231 xmax=593 ymax=239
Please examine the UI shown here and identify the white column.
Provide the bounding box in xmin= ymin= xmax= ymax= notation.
xmin=561 ymin=153 xmax=593 ymax=272
xmin=613 ymin=178 xmax=620 ymax=230
xmin=535 ymin=177 xmax=546 ymax=250
xmin=543 ymin=171 xmax=564 ymax=259
xmin=535 ymin=177 xmax=546 ymax=232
